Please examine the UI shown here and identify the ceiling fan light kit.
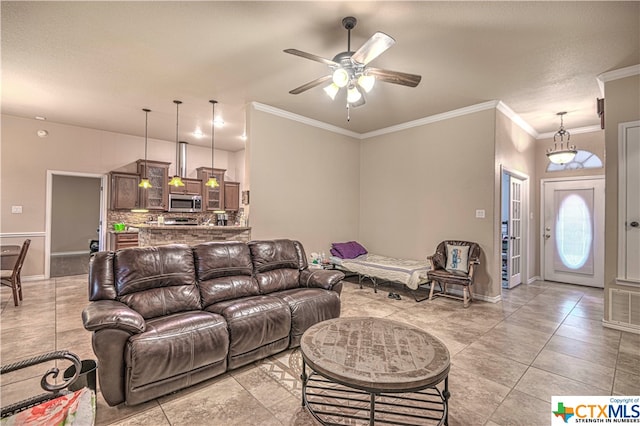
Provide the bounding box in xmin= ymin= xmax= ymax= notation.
xmin=546 ymin=111 xmax=577 ymax=165
xmin=285 ymin=16 xmax=421 ymax=121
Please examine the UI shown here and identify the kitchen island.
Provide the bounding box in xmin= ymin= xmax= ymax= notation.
xmin=134 ymin=224 xmax=251 ymax=247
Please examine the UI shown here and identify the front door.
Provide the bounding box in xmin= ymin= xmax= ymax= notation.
xmin=542 ymin=178 xmax=604 ymax=287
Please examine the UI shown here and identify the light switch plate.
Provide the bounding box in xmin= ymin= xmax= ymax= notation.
xmin=475 ymin=209 xmax=485 ymax=218
xmin=11 ymin=205 xmax=23 ymax=214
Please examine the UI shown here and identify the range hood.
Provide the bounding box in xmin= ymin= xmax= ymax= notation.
xmin=178 ymin=141 xmax=188 ymax=178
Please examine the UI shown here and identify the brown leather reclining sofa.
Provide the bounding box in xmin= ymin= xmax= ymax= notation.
xmin=82 ymin=239 xmax=344 ymax=406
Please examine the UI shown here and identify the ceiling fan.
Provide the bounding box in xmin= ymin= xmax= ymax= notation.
xmin=284 ymin=16 xmax=422 ymax=111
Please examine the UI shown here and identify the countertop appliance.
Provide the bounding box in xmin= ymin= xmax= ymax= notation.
xmin=168 ymin=194 xmax=202 ymax=213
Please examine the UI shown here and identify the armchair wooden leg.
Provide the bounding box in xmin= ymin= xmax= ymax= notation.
xmin=429 ymin=280 xmax=436 ymax=300
xmin=463 ymin=286 xmax=470 ymax=308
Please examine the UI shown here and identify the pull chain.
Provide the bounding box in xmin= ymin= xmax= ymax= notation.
xmin=347 ymin=103 xmax=351 ymax=122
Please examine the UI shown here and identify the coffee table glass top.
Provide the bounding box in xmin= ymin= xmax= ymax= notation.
xmin=300 ymin=317 xmax=450 ymax=393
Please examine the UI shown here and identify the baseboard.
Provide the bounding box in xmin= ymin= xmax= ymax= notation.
xmin=528 ymin=276 xmax=541 ymax=284
xmin=51 ymin=251 xmax=90 ymax=257
xmin=22 ymin=275 xmax=46 ymax=282
xmin=602 ymin=319 xmax=640 ymax=335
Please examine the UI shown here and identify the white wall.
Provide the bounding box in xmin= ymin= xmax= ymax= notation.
xmin=247 ymin=105 xmax=361 ymax=256
xmin=360 ymin=108 xmax=499 ymax=298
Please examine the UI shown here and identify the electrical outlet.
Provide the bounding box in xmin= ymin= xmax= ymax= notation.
xmin=11 ymin=205 xmax=23 ymax=214
xmin=475 ymin=209 xmax=485 ymax=218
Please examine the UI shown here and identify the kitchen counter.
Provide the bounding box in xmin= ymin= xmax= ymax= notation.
xmin=133 ymin=224 xmax=250 ymax=231
xmin=135 ymin=224 xmax=251 ymax=247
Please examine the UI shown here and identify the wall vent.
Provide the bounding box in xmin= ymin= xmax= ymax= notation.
xmin=609 ymin=288 xmax=640 ymax=327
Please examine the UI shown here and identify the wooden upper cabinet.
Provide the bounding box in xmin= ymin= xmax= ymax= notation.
xmin=137 ymin=160 xmax=170 ymax=211
xmin=169 ymin=178 xmax=202 ymax=196
xmin=196 ymin=167 xmax=226 ymax=211
xmin=224 ymin=181 xmax=240 ymax=212
xmin=110 ymin=172 xmax=140 ymax=210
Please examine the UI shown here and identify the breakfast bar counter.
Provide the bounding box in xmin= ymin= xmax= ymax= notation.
xmin=134 ymin=224 xmax=251 ymax=247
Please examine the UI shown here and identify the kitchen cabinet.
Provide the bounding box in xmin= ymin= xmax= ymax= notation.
xmin=137 ymin=160 xmax=170 ymax=211
xmin=110 ymin=172 xmax=140 ymax=210
xmin=224 ymin=181 xmax=240 ymax=211
xmin=109 ymin=232 xmax=139 ymax=250
xmin=168 ymin=178 xmax=202 ymax=196
xmin=196 ymin=167 xmax=226 ymax=211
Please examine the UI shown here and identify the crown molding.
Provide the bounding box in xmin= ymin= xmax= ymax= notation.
xmin=597 ymin=64 xmax=640 ymax=96
xmin=360 ymin=100 xmax=500 ymax=139
xmin=250 ymin=102 xmax=361 ymax=139
xmin=496 ymin=101 xmax=538 ymax=138
xmin=252 ymin=100 xmax=543 ymax=141
xmin=537 ymin=125 xmax=602 ymax=140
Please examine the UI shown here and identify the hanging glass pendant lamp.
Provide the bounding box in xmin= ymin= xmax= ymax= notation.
xmin=546 ymin=112 xmax=577 ymax=165
xmin=138 ymin=108 xmax=153 ymax=189
xmin=168 ymin=100 xmax=185 ymax=187
xmin=205 ymin=100 xmax=220 ymax=188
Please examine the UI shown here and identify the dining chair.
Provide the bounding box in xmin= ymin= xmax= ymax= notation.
xmin=1 ymin=239 xmax=31 ymax=306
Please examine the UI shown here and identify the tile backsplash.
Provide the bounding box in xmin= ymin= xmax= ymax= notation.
xmin=107 ymin=210 xmax=239 ymax=230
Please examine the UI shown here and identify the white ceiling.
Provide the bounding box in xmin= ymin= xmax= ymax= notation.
xmin=2 ymin=2 xmax=639 ymax=152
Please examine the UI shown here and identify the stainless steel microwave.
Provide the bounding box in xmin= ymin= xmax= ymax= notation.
xmin=168 ymin=194 xmax=202 ymax=213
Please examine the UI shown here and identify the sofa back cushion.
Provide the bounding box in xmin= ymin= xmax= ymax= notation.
xmin=193 ymin=241 xmax=260 ymax=306
xmin=114 ymin=244 xmax=201 ymax=319
xmin=249 ymin=239 xmax=303 ymax=294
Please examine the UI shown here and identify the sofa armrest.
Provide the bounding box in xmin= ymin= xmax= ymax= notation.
xmin=300 ymin=268 xmax=345 ymax=291
xmin=82 ymin=300 xmax=146 ymax=334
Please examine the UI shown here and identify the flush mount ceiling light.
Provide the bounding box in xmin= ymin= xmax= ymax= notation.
xmin=205 ymin=100 xmax=220 ymax=188
xmin=285 ymin=16 xmax=421 ymax=121
xmin=168 ymin=100 xmax=185 ymax=187
xmin=138 ymin=108 xmax=152 ymax=190
xmin=36 ymin=129 xmax=49 ymax=137
xmin=546 ymin=112 xmax=577 ymax=165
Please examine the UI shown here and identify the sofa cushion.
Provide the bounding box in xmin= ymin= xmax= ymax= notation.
xmin=248 ymin=239 xmax=300 ymax=273
xmin=272 ymin=288 xmax=341 ymax=347
xmin=115 ymin=245 xmax=201 ymax=319
xmin=206 ymin=295 xmax=291 ymax=358
xmin=194 ymin=241 xmax=260 ymax=306
xmin=125 ymin=311 xmax=228 ymax=391
xmin=194 ymin=241 xmax=254 ymax=280
xmin=255 ymin=268 xmax=300 ymax=294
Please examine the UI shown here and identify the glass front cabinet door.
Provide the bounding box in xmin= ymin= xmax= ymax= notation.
xmin=137 ymin=160 xmax=170 ymax=211
xmin=196 ymin=167 xmax=226 ymax=211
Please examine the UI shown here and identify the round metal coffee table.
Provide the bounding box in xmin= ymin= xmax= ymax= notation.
xmin=300 ymin=317 xmax=450 ymax=425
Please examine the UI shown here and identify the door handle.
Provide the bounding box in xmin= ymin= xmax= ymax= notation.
xmin=631 ymin=221 xmax=640 ymax=228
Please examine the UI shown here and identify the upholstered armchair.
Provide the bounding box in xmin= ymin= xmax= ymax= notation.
xmin=426 ymin=240 xmax=481 ymax=308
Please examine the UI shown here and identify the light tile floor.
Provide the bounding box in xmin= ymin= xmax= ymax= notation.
xmin=1 ymin=275 xmax=639 ymax=425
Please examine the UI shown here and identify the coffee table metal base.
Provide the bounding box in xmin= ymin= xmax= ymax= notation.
xmin=301 ymin=361 xmax=449 ymax=426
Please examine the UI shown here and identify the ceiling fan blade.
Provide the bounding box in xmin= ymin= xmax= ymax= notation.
xmin=289 ymin=75 xmax=332 ymax=95
xmin=283 ymin=49 xmax=339 ymax=66
xmin=366 ymin=67 xmax=422 ymax=87
xmin=351 ymin=32 xmax=396 ymax=65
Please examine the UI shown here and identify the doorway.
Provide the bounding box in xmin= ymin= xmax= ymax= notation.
xmin=501 ymin=167 xmax=529 ymax=289
xmin=541 ymin=177 xmax=604 ymax=287
xmin=45 ymin=171 xmax=106 ymax=278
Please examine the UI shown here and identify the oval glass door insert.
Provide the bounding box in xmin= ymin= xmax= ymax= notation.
xmin=555 ymin=194 xmax=592 ymax=269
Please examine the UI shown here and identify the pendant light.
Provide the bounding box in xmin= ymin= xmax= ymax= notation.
xmin=205 ymin=100 xmax=220 ymax=188
xmin=168 ymin=100 xmax=185 ymax=187
xmin=546 ymin=112 xmax=577 ymax=165
xmin=138 ymin=108 xmax=152 ymax=189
